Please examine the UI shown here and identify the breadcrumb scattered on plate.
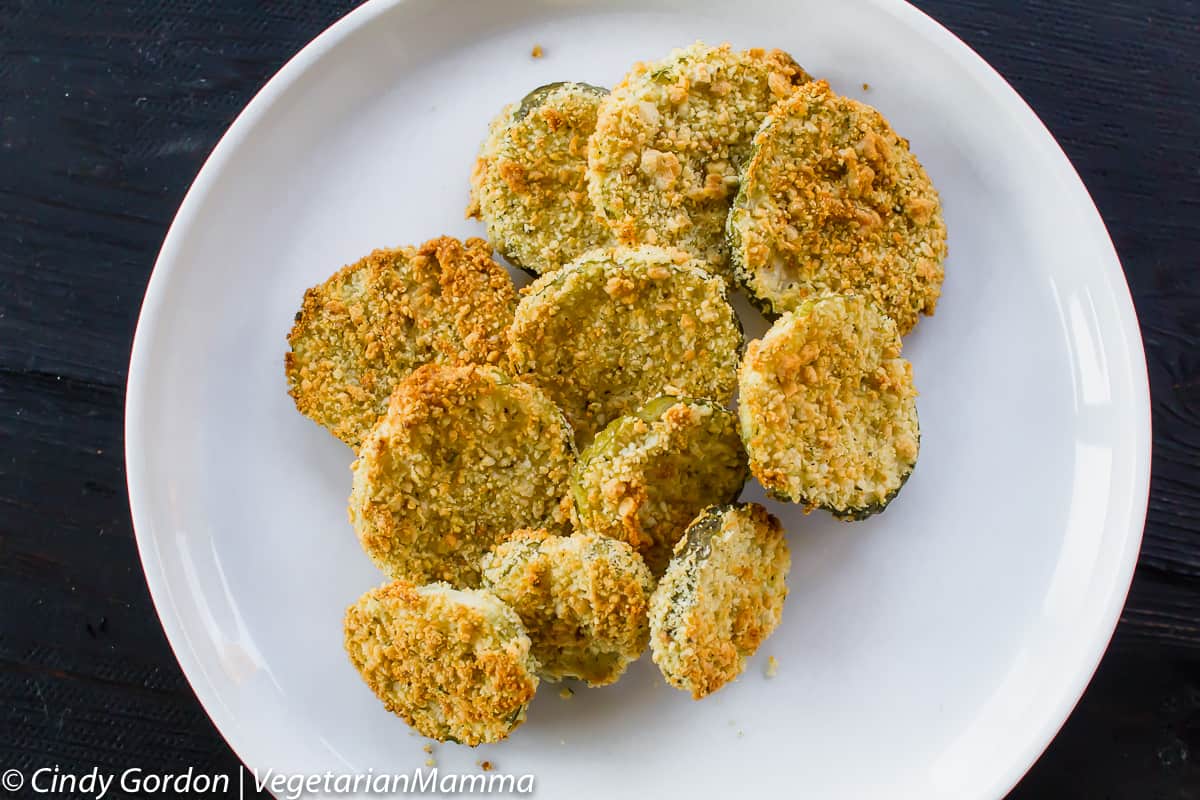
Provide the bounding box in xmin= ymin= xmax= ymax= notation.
xmin=531 ymin=44 xmax=544 ymax=58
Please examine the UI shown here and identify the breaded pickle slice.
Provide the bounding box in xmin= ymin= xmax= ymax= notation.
xmin=466 ymin=102 xmax=516 ymax=215
xmin=468 ymin=82 xmax=611 ymax=276
xmin=729 ymin=80 xmax=947 ymax=334
xmin=572 ymin=396 xmax=748 ymax=575
xmin=649 ymin=503 xmax=790 ymax=699
xmin=481 ymin=529 xmax=654 ymax=686
xmin=508 ymin=245 xmax=742 ymax=446
xmin=344 ymin=581 xmax=538 ymax=745
xmin=285 ymin=236 xmax=516 ymax=448
xmin=587 ymin=42 xmax=809 ymax=277
xmin=349 ymin=364 xmax=575 ymax=586
xmin=738 ymin=294 xmax=919 ymax=519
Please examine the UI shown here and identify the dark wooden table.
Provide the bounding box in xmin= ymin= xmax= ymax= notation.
xmin=1 ymin=2 xmax=1197 ymax=797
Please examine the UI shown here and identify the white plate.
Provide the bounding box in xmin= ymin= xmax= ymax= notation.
xmin=125 ymin=1 xmax=1151 ymax=797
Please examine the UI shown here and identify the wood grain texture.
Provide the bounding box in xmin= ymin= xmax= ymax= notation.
xmin=0 ymin=1 xmax=1196 ymax=798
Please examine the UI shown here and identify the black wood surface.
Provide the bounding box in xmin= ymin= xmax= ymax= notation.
xmin=0 ymin=1 xmax=1197 ymax=798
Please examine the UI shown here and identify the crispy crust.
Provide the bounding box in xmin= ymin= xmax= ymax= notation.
xmin=344 ymin=580 xmax=538 ymax=745
xmin=469 ymin=83 xmax=612 ymax=276
xmin=349 ymin=364 xmax=575 ymax=586
xmin=587 ymin=42 xmax=810 ymax=278
xmin=572 ymin=396 xmax=748 ymax=575
xmin=738 ymin=294 xmax=919 ymax=517
xmin=285 ymin=237 xmax=517 ymax=448
xmin=481 ymin=529 xmax=654 ymax=686
xmin=466 ymin=103 xmax=516 ymax=219
xmin=649 ymin=504 xmax=790 ymax=699
xmin=729 ymin=80 xmax=947 ymax=334
xmin=507 ymin=245 xmax=742 ymax=447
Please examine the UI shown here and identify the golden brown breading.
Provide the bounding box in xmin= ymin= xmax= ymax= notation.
xmin=649 ymin=504 xmax=789 ymax=699
xmin=729 ymin=80 xmax=947 ymax=333
xmin=587 ymin=42 xmax=809 ymax=278
xmin=572 ymin=396 xmax=748 ymax=575
xmin=468 ymin=83 xmax=611 ymax=275
xmin=349 ymin=364 xmax=575 ymax=586
xmin=466 ymin=105 xmax=516 ymax=219
xmin=344 ymin=580 xmax=538 ymax=745
xmin=481 ymin=529 xmax=654 ymax=686
xmin=738 ymin=294 xmax=919 ymax=518
xmin=285 ymin=237 xmax=516 ymax=448
xmin=507 ymin=245 xmax=742 ymax=447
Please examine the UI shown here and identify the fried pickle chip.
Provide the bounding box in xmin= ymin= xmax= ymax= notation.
xmin=344 ymin=580 xmax=538 ymax=744
xmin=482 ymin=529 xmax=654 ymax=686
xmin=285 ymin=236 xmax=516 ymax=447
xmin=587 ymin=42 xmax=809 ymax=278
xmin=649 ymin=503 xmax=789 ymax=699
xmin=572 ymin=396 xmax=748 ymax=575
xmin=738 ymin=294 xmax=919 ymax=518
xmin=508 ymin=245 xmax=741 ymax=446
xmin=729 ymin=80 xmax=947 ymax=333
xmin=469 ymin=82 xmax=611 ymax=276
xmin=349 ymin=364 xmax=575 ymax=586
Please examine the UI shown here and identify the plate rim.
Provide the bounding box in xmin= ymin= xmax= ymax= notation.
xmin=124 ymin=1 xmax=1152 ymax=797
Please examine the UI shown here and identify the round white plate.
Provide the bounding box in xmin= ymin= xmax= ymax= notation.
xmin=126 ymin=1 xmax=1151 ymax=797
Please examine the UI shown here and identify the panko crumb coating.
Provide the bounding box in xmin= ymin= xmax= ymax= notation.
xmin=587 ymin=42 xmax=810 ymax=278
xmin=507 ymin=245 xmax=742 ymax=447
xmin=738 ymin=294 xmax=919 ymax=519
xmin=349 ymin=363 xmax=576 ymax=587
xmin=649 ymin=503 xmax=789 ymax=700
xmin=481 ymin=529 xmax=654 ymax=686
xmin=572 ymin=396 xmax=748 ymax=575
xmin=466 ymin=102 xmax=516 ymax=219
xmin=468 ymin=82 xmax=612 ymax=276
xmin=344 ymin=580 xmax=539 ymax=745
xmin=729 ymin=80 xmax=947 ymax=333
xmin=285 ymin=236 xmax=517 ymax=448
